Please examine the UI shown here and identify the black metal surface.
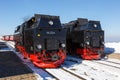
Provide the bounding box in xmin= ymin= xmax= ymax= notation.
xmin=65 ymin=18 xmax=104 ymax=55
xmin=91 ymin=31 xmax=100 ymax=47
xmin=45 ymin=39 xmax=59 ymax=50
xmin=14 ymin=14 xmax=67 ymax=53
xmin=0 ymin=51 xmax=33 ymax=78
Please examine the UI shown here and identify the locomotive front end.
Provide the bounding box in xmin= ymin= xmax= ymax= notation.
xmin=14 ymin=14 xmax=66 ymax=68
xmin=78 ymin=21 xmax=104 ymax=59
xmin=65 ymin=18 xmax=105 ymax=60
xmin=32 ymin=15 xmax=66 ymax=68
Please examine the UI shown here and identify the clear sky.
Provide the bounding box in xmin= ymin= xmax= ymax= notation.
xmin=0 ymin=0 xmax=120 ymax=42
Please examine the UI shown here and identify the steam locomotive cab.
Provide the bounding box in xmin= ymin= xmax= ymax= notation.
xmin=65 ymin=18 xmax=104 ymax=59
xmin=14 ymin=14 xmax=66 ymax=68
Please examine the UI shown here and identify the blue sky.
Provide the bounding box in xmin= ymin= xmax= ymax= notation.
xmin=0 ymin=0 xmax=120 ymax=42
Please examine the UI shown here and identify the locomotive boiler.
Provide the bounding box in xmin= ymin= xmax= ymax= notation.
xmin=64 ymin=18 xmax=104 ymax=60
xmin=14 ymin=14 xmax=66 ymax=68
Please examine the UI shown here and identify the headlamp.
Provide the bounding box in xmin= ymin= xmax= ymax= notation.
xmin=86 ymin=41 xmax=90 ymax=45
xmin=37 ymin=44 xmax=42 ymax=49
xmin=61 ymin=43 xmax=66 ymax=47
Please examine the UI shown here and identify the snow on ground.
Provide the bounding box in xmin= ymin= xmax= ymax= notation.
xmin=4 ymin=41 xmax=120 ymax=80
xmin=0 ymin=39 xmax=119 ymax=80
xmin=5 ymin=41 xmax=55 ymax=80
xmin=0 ymin=36 xmax=2 ymax=39
xmin=66 ymin=56 xmax=120 ymax=80
xmin=105 ymin=42 xmax=120 ymax=53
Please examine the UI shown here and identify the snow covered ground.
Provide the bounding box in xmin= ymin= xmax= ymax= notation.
xmin=0 ymin=39 xmax=120 ymax=80
xmin=2 ymin=41 xmax=119 ymax=80
xmin=65 ymin=56 xmax=120 ymax=80
xmin=105 ymin=42 xmax=120 ymax=53
xmin=0 ymin=36 xmax=2 ymax=39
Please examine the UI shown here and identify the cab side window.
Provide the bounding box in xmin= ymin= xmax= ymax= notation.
xmin=25 ymin=18 xmax=36 ymax=29
xmin=14 ymin=26 xmax=20 ymax=33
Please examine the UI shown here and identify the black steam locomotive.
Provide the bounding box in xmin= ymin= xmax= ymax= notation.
xmin=14 ymin=14 xmax=67 ymax=68
xmin=64 ymin=18 xmax=104 ymax=59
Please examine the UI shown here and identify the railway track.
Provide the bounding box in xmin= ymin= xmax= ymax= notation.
xmin=61 ymin=67 xmax=86 ymax=80
xmin=66 ymin=56 xmax=120 ymax=78
xmin=43 ymin=69 xmax=59 ymax=80
xmin=3 ymin=41 xmax=120 ymax=80
xmin=45 ymin=68 xmax=86 ymax=80
xmin=66 ymin=55 xmax=120 ymax=69
xmin=5 ymin=41 xmax=86 ymax=80
xmin=92 ymin=61 xmax=120 ymax=69
xmin=104 ymin=60 xmax=120 ymax=65
xmin=16 ymin=51 xmax=86 ymax=80
xmin=11 ymin=48 xmax=120 ymax=80
xmin=16 ymin=51 xmax=57 ymax=80
xmin=18 ymin=52 xmax=86 ymax=80
xmin=68 ymin=56 xmax=120 ymax=69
